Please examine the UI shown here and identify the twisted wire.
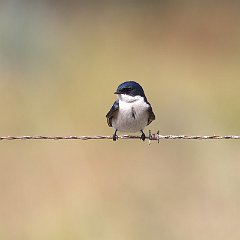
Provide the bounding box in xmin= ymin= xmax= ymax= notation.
xmin=0 ymin=132 xmax=240 ymax=142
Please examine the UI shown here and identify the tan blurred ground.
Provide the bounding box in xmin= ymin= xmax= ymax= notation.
xmin=0 ymin=1 xmax=240 ymax=239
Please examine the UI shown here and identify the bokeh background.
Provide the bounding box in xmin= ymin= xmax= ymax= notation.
xmin=1 ymin=0 xmax=240 ymax=239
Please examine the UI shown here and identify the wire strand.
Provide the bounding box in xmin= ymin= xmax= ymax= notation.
xmin=1 ymin=132 xmax=240 ymax=143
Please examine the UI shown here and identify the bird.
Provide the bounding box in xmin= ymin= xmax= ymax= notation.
xmin=106 ymin=80 xmax=155 ymax=141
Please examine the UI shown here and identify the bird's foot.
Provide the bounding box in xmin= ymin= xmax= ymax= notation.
xmin=140 ymin=130 xmax=146 ymax=141
xmin=113 ymin=130 xmax=118 ymax=141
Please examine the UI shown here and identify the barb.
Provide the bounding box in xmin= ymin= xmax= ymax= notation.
xmin=0 ymin=133 xmax=240 ymax=142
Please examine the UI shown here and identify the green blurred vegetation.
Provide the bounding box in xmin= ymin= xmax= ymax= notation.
xmin=0 ymin=1 xmax=240 ymax=239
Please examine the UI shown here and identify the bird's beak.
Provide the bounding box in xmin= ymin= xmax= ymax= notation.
xmin=114 ymin=91 xmax=121 ymax=94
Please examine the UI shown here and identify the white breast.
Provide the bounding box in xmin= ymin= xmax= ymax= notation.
xmin=112 ymin=95 xmax=149 ymax=133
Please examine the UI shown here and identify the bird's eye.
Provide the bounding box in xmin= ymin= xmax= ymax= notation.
xmin=123 ymin=87 xmax=132 ymax=92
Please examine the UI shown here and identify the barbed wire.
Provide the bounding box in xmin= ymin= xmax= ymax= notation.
xmin=0 ymin=131 xmax=240 ymax=144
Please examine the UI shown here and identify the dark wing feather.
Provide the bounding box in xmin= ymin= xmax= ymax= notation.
xmin=106 ymin=100 xmax=119 ymax=127
xmin=146 ymin=100 xmax=155 ymax=125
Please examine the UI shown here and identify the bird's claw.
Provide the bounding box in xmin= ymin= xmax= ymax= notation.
xmin=113 ymin=130 xmax=118 ymax=141
xmin=140 ymin=131 xmax=146 ymax=141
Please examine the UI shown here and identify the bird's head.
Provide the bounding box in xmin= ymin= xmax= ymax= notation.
xmin=114 ymin=81 xmax=146 ymax=102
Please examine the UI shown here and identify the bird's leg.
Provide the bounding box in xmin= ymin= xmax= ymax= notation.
xmin=140 ymin=130 xmax=146 ymax=141
xmin=113 ymin=129 xmax=118 ymax=141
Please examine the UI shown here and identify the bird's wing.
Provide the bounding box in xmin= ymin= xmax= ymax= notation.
xmin=146 ymin=101 xmax=155 ymax=126
xmin=106 ymin=100 xmax=119 ymax=127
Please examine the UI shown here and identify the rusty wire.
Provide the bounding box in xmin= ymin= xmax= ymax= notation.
xmin=0 ymin=131 xmax=240 ymax=144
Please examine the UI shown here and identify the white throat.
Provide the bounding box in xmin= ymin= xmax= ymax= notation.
xmin=118 ymin=94 xmax=141 ymax=103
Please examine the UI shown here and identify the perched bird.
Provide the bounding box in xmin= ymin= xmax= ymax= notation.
xmin=106 ymin=81 xmax=155 ymax=141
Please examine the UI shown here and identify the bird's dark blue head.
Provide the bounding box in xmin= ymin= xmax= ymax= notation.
xmin=114 ymin=81 xmax=146 ymax=97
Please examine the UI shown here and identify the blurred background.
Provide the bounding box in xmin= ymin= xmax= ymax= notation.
xmin=0 ymin=0 xmax=240 ymax=239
